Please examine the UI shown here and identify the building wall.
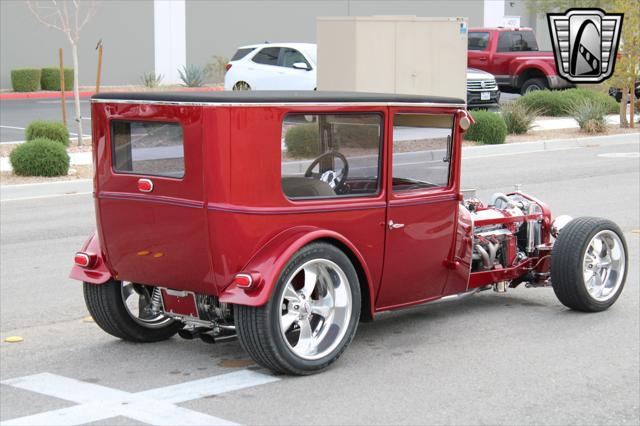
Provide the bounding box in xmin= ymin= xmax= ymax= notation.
xmin=185 ymin=0 xmax=484 ymax=78
xmin=2 ymin=0 xmax=487 ymax=89
xmin=0 ymin=0 xmax=154 ymax=89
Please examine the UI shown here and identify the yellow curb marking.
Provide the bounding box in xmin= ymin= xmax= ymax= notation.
xmin=4 ymin=336 xmax=23 ymax=343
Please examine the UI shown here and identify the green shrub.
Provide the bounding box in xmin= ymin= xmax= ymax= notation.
xmin=178 ymin=64 xmax=205 ymax=87
xmin=284 ymin=124 xmax=320 ymax=157
xmin=40 ymin=68 xmax=74 ymax=91
xmin=517 ymin=88 xmax=618 ymax=116
xmin=501 ymin=102 xmax=538 ymax=134
xmin=141 ymin=71 xmax=163 ymax=88
xmin=464 ymin=110 xmax=507 ymax=144
xmin=11 ymin=68 xmax=41 ymax=92
xmin=25 ymin=120 xmax=70 ymax=146
xmin=335 ymin=124 xmax=379 ymax=148
xmin=569 ymin=98 xmax=609 ymax=133
xmin=10 ymin=138 xmax=70 ymax=177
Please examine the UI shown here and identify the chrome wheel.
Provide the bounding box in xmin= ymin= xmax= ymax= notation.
xmin=121 ymin=282 xmax=173 ymax=328
xmin=582 ymin=230 xmax=626 ymax=302
xmin=279 ymin=259 xmax=352 ymax=360
xmin=233 ymin=81 xmax=251 ymax=91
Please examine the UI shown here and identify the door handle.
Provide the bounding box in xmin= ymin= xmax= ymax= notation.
xmin=478 ymin=57 xmax=488 ymax=62
xmin=388 ymin=220 xmax=405 ymax=230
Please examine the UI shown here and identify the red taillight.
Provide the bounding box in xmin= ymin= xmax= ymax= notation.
xmin=74 ymin=252 xmax=93 ymax=268
xmin=234 ymin=274 xmax=253 ymax=288
xmin=233 ymin=272 xmax=262 ymax=290
xmin=225 ymin=63 xmax=232 ymax=72
xmin=137 ymin=178 xmax=153 ymax=193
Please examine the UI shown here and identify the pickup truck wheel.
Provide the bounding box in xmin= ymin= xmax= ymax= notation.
xmin=551 ymin=218 xmax=628 ymax=312
xmin=83 ymin=280 xmax=181 ymax=342
xmin=235 ymin=242 xmax=361 ymax=375
xmin=521 ymin=78 xmax=548 ymax=94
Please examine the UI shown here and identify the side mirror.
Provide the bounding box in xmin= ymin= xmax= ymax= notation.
xmin=292 ymin=62 xmax=310 ymax=71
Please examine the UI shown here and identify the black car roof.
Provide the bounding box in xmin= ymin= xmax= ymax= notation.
xmin=92 ymin=90 xmax=465 ymax=105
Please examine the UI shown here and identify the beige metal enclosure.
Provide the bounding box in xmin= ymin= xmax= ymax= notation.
xmin=317 ymin=16 xmax=468 ymax=100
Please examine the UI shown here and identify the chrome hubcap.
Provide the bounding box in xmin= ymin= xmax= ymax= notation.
xmin=582 ymin=231 xmax=625 ymax=302
xmin=121 ymin=282 xmax=172 ymax=328
xmin=279 ymin=259 xmax=352 ymax=360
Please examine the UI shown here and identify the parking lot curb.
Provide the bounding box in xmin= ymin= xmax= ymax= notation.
xmin=1 ymin=133 xmax=638 ymax=201
xmin=462 ymin=132 xmax=639 ymax=159
xmin=0 ymin=86 xmax=224 ymax=100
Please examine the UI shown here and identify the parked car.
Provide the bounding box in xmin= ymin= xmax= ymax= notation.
xmin=468 ymin=27 xmax=573 ymax=94
xmin=73 ymin=91 xmax=628 ymax=375
xmin=467 ymin=68 xmax=500 ymax=109
xmin=224 ymin=43 xmax=316 ymax=91
xmin=608 ymin=82 xmax=640 ymax=102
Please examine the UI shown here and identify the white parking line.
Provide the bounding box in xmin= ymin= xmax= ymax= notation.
xmin=1 ymin=369 xmax=280 ymax=426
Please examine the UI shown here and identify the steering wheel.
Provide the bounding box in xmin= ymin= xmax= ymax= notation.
xmin=304 ymin=151 xmax=349 ymax=191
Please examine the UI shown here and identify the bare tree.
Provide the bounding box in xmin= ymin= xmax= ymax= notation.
xmin=27 ymin=1 xmax=99 ymax=146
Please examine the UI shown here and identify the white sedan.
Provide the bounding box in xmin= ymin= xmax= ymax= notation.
xmin=224 ymin=43 xmax=317 ymax=91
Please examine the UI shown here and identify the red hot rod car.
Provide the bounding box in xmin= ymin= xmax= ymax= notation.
xmin=71 ymin=91 xmax=628 ymax=375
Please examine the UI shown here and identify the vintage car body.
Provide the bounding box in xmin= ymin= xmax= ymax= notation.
xmin=72 ymin=91 xmax=628 ymax=375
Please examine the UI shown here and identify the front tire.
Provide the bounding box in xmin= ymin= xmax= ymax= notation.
xmin=235 ymin=242 xmax=361 ymax=375
xmin=84 ymin=280 xmax=181 ymax=342
xmin=551 ymin=217 xmax=628 ymax=312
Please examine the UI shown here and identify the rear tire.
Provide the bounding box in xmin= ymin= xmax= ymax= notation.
xmin=233 ymin=81 xmax=251 ymax=91
xmin=235 ymin=242 xmax=361 ymax=375
xmin=84 ymin=280 xmax=181 ymax=342
xmin=551 ymin=217 xmax=628 ymax=312
xmin=520 ymin=77 xmax=548 ymax=94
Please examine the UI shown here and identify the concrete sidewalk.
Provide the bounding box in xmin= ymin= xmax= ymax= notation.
xmin=2 ymin=133 xmax=637 ymax=201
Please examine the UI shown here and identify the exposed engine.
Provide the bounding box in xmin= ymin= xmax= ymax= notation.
xmin=464 ymin=192 xmax=545 ymax=277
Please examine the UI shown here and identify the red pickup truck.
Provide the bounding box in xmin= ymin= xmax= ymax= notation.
xmin=468 ymin=27 xmax=573 ymax=94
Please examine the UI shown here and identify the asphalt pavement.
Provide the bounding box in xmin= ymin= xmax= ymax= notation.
xmin=1 ymin=139 xmax=639 ymax=425
xmin=0 ymin=97 xmax=91 ymax=143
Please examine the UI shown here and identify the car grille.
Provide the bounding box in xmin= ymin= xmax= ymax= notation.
xmin=467 ymin=79 xmax=498 ymax=91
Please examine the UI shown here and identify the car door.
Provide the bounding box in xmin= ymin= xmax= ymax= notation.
xmin=277 ymin=47 xmax=316 ymax=90
xmin=376 ymin=111 xmax=459 ymax=309
xmin=467 ymin=31 xmax=491 ymax=72
xmin=249 ymin=46 xmax=282 ymax=89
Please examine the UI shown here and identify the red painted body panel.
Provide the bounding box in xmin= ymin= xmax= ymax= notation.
xmin=68 ymin=232 xmax=111 ymax=284
xmin=76 ymin=98 xmax=553 ymax=319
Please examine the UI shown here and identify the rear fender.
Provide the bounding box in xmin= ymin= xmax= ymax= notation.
xmin=219 ymin=226 xmax=375 ymax=318
xmin=69 ymin=231 xmax=113 ymax=284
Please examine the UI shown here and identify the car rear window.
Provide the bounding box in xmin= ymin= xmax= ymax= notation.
xmin=231 ymin=48 xmax=254 ymax=61
xmin=498 ymin=31 xmax=539 ymax=52
xmin=111 ymin=121 xmax=185 ymax=178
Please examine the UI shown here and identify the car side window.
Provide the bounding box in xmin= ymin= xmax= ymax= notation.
xmin=252 ymin=47 xmax=280 ymax=66
xmin=511 ymin=32 xmax=538 ymax=51
xmin=281 ymin=113 xmax=383 ymax=200
xmin=392 ymin=114 xmax=453 ymax=192
xmin=497 ymin=32 xmax=512 ymax=52
xmin=281 ymin=48 xmax=310 ymax=69
xmin=468 ymin=32 xmax=490 ymax=51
